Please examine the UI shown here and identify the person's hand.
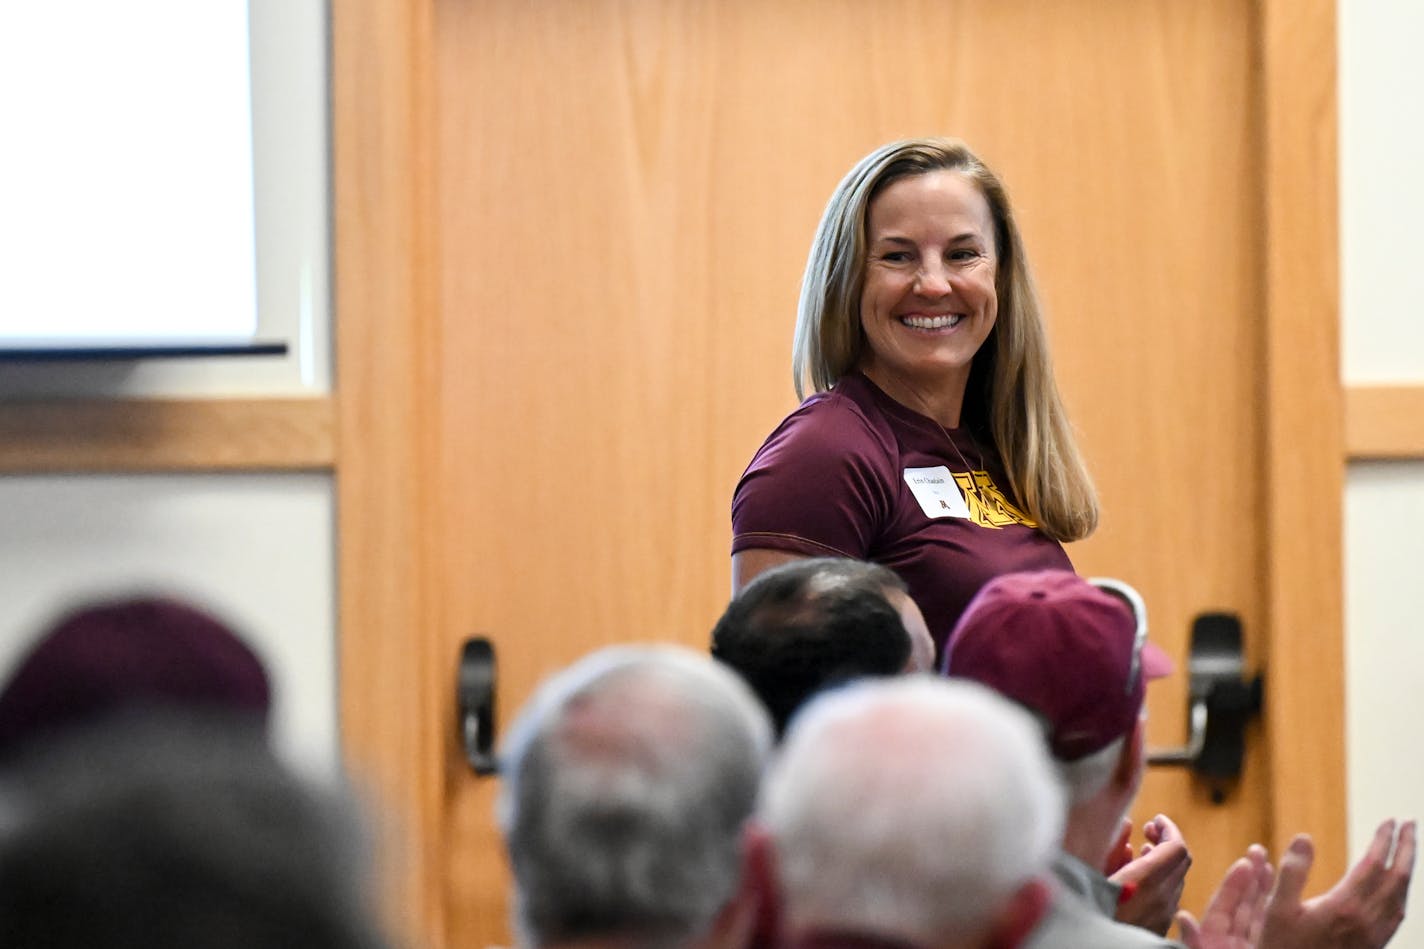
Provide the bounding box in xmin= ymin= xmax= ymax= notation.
xmin=1177 ymin=844 xmax=1273 ymax=949
xmin=1111 ymin=814 xmax=1193 ymax=935
xmin=1259 ymin=818 xmax=1417 ymax=949
xmin=1103 ymin=817 xmax=1134 ymax=877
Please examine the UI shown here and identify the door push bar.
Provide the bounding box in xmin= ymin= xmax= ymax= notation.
xmin=1089 ymin=580 xmax=1262 ymax=783
xmin=1153 ymin=611 xmax=1263 ymax=781
xmin=457 ymin=636 xmax=499 ymax=776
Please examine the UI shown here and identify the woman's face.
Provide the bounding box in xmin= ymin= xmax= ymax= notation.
xmin=857 ymin=170 xmax=998 ymax=404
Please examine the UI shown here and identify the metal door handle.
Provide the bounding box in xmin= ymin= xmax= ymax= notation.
xmin=457 ymin=637 xmax=498 ymax=775
xmin=1149 ymin=612 xmax=1262 ymax=781
xmin=1156 ymin=609 xmax=1270 ymax=780
xmin=1146 ymin=699 xmax=1207 ymax=766
xmin=1088 ymin=580 xmax=1263 ymax=782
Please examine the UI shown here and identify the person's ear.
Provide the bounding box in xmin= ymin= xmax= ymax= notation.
xmin=984 ymin=877 xmax=1052 ymax=949
xmin=704 ymin=881 xmax=758 ymax=949
xmin=1113 ymin=717 xmax=1146 ymax=789
xmin=734 ymin=821 xmax=781 ymax=949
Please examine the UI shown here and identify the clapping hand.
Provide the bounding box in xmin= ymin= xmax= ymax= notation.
xmin=1177 ymin=844 xmax=1273 ymax=949
xmin=1111 ymin=814 xmax=1193 ymax=935
xmin=1258 ymin=819 xmax=1416 ymax=949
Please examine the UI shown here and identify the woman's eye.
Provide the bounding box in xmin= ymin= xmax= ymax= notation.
xmin=882 ymin=251 xmax=913 ymax=263
xmin=949 ymin=249 xmax=979 ymax=262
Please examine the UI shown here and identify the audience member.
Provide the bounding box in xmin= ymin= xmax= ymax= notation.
xmin=711 ymin=557 xmax=933 ymax=736
xmin=753 ymin=676 xmax=1064 ymax=948
xmin=945 ymin=569 xmax=1415 ymax=948
xmin=0 ymin=594 xmax=270 ymax=760
xmin=497 ymin=644 xmax=773 ymax=949
xmin=0 ymin=714 xmax=390 ymax=949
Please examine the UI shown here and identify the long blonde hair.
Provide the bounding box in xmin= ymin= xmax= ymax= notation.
xmin=791 ymin=138 xmax=1098 ymax=542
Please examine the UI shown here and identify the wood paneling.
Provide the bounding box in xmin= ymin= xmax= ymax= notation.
xmin=1346 ymin=386 xmax=1424 ymax=459
xmin=0 ymin=398 xmax=333 ymax=472
xmin=1260 ymin=0 xmax=1346 ymax=882
xmin=330 ymin=0 xmax=445 ymax=946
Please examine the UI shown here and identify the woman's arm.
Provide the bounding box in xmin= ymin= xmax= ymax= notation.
xmin=731 ymin=549 xmax=812 ymax=594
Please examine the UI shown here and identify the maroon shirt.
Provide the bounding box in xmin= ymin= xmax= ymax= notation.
xmin=732 ymin=372 xmax=1073 ymax=654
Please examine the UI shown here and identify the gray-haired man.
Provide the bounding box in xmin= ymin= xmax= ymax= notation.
xmin=751 ymin=676 xmax=1067 ymax=949
xmin=497 ymin=645 xmax=774 ymax=949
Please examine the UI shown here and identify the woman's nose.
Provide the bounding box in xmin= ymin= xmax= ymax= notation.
xmin=913 ymin=261 xmax=952 ymax=296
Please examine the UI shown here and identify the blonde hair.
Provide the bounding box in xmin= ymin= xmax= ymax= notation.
xmin=791 ymin=138 xmax=1098 ymax=542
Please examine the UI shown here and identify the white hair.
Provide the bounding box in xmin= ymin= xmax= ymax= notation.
xmin=497 ymin=645 xmax=774 ymax=949
xmin=757 ymin=678 xmax=1064 ymax=945
xmin=1054 ymin=735 xmax=1126 ymax=806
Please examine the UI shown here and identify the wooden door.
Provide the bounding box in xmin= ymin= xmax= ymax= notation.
xmin=334 ymin=1 xmax=1343 ymax=946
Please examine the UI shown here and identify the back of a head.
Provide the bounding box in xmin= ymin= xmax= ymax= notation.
xmin=711 ymin=558 xmax=911 ymax=736
xmin=0 ymin=715 xmax=390 ymax=949
xmin=757 ymin=677 xmax=1064 ymax=947
xmin=0 ymin=594 xmax=271 ymax=760
xmin=498 ymin=644 xmax=774 ymax=949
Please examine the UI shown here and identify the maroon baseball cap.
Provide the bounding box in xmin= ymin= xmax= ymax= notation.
xmin=941 ymin=570 xmax=1173 ymax=761
xmin=0 ymin=596 xmax=271 ymax=758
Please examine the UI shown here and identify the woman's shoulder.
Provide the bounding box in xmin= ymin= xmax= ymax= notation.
xmin=764 ymin=376 xmax=898 ymax=455
xmin=733 ymin=379 xmax=900 ymax=551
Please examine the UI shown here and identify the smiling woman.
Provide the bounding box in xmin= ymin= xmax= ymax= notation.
xmin=859 ymin=171 xmax=999 ymax=426
xmin=731 ymin=138 xmax=1099 ymax=654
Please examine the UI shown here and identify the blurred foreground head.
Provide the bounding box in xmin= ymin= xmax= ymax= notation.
xmin=498 ymin=644 xmax=774 ymax=949
xmin=0 ymin=716 xmax=389 ymax=949
xmin=755 ymin=677 xmax=1063 ymax=949
xmin=0 ymin=595 xmax=270 ymax=759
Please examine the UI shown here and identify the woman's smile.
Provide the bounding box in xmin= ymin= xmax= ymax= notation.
xmin=899 ymin=313 xmax=965 ymax=331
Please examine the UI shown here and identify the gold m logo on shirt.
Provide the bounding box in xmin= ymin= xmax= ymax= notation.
xmin=952 ymin=471 xmax=1038 ymax=529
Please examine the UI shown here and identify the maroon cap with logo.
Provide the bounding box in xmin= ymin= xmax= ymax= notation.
xmin=941 ymin=570 xmax=1173 ymax=761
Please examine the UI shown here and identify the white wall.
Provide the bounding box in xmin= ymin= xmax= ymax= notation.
xmin=1341 ymin=1 xmax=1424 ymax=945
xmin=1340 ymin=0 xmax=1424 ymax=382
xmin=0 ymin=0 xmax=336 ymax=775
xmin=0 ymin=474 xmax=337 ymax=775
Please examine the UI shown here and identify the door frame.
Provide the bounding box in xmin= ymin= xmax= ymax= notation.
xmin=1258 ymin=0 xmax=1347 ymax=884
xmin=331 ymin=1 xmax=1344 ymax=943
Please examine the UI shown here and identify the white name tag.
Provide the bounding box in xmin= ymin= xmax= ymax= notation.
xmin=903 ymin=466 xmax=970 ymax=519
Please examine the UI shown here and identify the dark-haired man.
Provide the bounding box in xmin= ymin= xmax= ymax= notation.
xmin=711 ymin=557 xmax=933 ymax=736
